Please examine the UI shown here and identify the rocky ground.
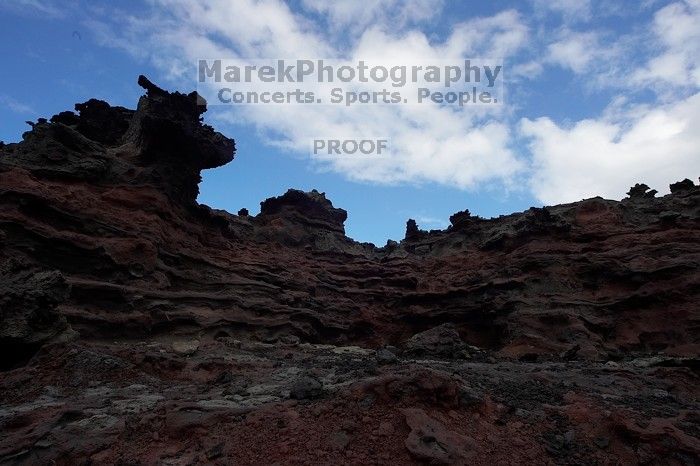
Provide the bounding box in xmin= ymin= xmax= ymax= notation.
xmin=0 ymin=77 xmax=698 ymax=464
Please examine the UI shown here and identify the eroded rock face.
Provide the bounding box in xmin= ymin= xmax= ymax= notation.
xmin=0 ymin=78 xmax=698 ymax=464
xmin=0 ymin=261 xmax=72 ymax=370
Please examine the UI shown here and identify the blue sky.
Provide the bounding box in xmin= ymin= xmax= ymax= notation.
xmin=1 ymin=0 xmax=698 ymax=245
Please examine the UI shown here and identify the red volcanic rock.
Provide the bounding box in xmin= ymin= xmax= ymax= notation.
xmin=402 ymin=408 xmax=476 ymax=464
xmin=0 ymin=77 xmax=698 ymax=464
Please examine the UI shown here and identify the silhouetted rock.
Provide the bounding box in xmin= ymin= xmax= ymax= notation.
xmin=449 ymin=209 xmax=472 ymax=229
xmin=670 ymin=178 xmax=696 ymax=194
xmin=404 ymin=218 xmax=427 ymax=241
xmin=259 ymin=189 xmax=347 ymax=233
xmin=627 ymin=183 xmax=658 ymax=199
xmin=72 ymin=99 xmax=131 ymax=145
xmin=127 ymin=75 xmax=235 ymax=204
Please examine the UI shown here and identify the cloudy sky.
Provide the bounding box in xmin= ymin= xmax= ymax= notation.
xmin=1 ymin=0 xmax=698 ymax=244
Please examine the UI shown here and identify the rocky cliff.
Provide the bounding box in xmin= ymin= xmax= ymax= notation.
xmin=1 ymin=78 xmax=698 ymax=465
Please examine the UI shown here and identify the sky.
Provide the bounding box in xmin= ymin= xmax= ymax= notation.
xmin=0 ymin=0 xmax=698 ymax=245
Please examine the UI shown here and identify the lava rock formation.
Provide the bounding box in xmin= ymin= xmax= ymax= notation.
xmin=0 ymin=78 xmax=698 ymax=465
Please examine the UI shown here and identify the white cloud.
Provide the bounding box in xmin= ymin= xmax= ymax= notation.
xmin=85 ymin=0 xmax=529 ymax=192
xmin=82 ymin=0 xmax=698 ymax=207
xmin=546 ymin=31 xmax=600 ymax=73
xmin=0 ymin=95 xmax=34 ymax=114
xmin=300 ymin=0 xmax=443 ymax=35
xmin=538 ymin=28 xmax=633 ymax=89
xmin=443 ymin=10 xmax=529 ymax=58
xmin=521 ymin=92 xmax=700 ymax=204
xmin=415 ymin=215 xmax=449 ymax=229
xmin=531 ymin=0 xmax=592 ymax=21
xmin=519 ymin=0 xmax=700 ymax=205
xmin=633 ymin=0 xmax=700 ymax=88
xmin=0 ymin=0 xmax=66 ymax=18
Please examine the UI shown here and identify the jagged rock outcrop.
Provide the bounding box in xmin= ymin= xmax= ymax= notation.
xmin=125 ymin=76 xmax=235 ymax=204
xmin=627 ymin=183 xmax=658 ymax=199
xmin=448 ymin=209 xmax=472 ymax=229
xmin=670 ymin=178 xmax=697 ymax=194
xmin=254 ymin=189 xmax=349 ymax=248
xmin=0 ymin=78 xmax=698 ymax=464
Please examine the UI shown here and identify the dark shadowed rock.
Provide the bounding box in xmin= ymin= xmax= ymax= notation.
xmin=627 ymin=183 xmax=658 ymax=199
xmin=405 ymin=218 xmax=427 ymax=241
xmin=670 ymin=178 xmax=696 ymax=194
xmin=449 ymin=209 xmax=472 ymax=229
xmin=259 ymin=189 xmax=347 ymax=233
xmin=375 ymin=347 xmax=398 ymax=365
xmin=4 ymin=75 xmax=235 ymax=207
xmin=290 ymin=374 xmax=323 ymax=400
xmin=403 ymin=324 xmax=466 ymax=358
xmin=71 ymin=99 xmax=132 ymax=146
xmin=0 ymin=262 xmax=72 ymax=370
xmin=126 ymin=75 xmax=236 ymax=204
